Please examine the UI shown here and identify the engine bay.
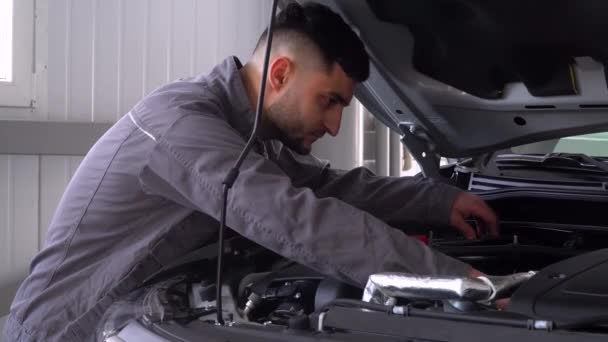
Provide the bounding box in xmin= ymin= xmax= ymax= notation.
xmin=102 ymin=191 xmax=608 ymax=340
xmin=130 ymin=221 xmax=608 ymax=332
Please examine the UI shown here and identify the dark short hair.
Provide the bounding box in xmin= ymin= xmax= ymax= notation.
xmin=255 ymin=2 xmax=370 ymax=82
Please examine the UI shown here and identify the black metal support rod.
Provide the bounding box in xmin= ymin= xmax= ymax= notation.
xmin=215 ymin=0 xmax=279 ymax=325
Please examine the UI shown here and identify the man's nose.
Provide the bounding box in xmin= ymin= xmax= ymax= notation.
xmin=324 ymin=108 xmax=343 ymax=137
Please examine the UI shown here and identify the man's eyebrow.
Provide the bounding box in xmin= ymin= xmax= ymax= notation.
xmin=329 ymin=92 xmax=350 ymax=106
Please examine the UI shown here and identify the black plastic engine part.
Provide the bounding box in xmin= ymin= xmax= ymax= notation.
xmin=240 ymin=265 xmax=324 ymax=323
xmin=314 ymin=278 xmax=362 ymax=312
xmin=509 ymin=248 xmax=608 ymax=325
xmin=240 ymin=264 xmax=362 ymax=324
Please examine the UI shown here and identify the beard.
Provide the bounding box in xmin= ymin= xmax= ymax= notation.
xmin=265 ymin=91 xmax=312 ymax=155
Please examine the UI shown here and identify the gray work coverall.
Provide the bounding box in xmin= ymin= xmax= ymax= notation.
xmin=4 ymin=57 xmax=469 ymax=341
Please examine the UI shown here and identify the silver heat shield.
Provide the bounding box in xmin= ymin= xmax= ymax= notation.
xmin=363 ymin=272 xmax=536 ymax=305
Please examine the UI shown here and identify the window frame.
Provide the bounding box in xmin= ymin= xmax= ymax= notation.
xmin=0 ymin=0 xmax=34 ymax=107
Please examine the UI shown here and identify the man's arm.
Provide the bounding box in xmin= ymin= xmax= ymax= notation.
xmin=137 ymin=113 xmax=471 ymax=287
xmin=270 ymin=144 xmax=498 ymax=239
xmin=269 ymin=143 xmax=459 ymax=227
xmin=316 ymin=167 xmax=460 ymax=228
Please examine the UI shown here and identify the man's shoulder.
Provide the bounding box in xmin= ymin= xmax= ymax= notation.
xmin=136 ymin=76 xmax=222 ymax=116
xmin=128 ymin=75 xmax=228 ymax=140
xmin=128 ymin=57 xmax=251 ymax=142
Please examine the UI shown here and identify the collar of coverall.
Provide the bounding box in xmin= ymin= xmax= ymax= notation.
xmin=219 ymin=56 xmax=259 ymax=143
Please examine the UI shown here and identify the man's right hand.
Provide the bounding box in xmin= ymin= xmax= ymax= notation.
xmin=450 ymin=192 xmax=499 ymax=240
xmin=468 ymin=267 xmax=517 ymax=310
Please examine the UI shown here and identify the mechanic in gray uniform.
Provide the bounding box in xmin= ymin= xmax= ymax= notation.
xmin=4 ymin=3 xmax=498 ymax=341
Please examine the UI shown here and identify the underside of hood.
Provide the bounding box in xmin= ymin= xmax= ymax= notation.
xmin=311 ymin=0 xmax=608 ymax=157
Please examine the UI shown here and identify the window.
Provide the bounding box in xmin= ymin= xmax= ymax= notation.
xmin=512 ymin=131 xmax=608 ymax=157
xmin=0 ymin=0 xmax=34 ymax=107
xmin=0 ymin=0 xmax=13 ymax=82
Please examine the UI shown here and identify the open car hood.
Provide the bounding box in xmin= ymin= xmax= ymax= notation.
xmin=309 ymin=0 xmax=608 ymax=158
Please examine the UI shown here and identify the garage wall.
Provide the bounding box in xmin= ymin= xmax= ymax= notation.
xmin=0 ymin=0 xmax=274 ymax=324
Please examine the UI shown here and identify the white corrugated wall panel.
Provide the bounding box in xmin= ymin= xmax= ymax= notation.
xmin=34 ymin=0 xmax=50 ymax=119
xmin=47 ymin=0 xmax=69 ymax=121
xmin=195 ymin=0 xmax=219 ymax=74
xmin=69 ymin=0 xmax=95 ymax=122
xmin=0 ymin=156 xmax=39 ymax=314
xmin=120 ymin=0 xmax=147 ymax=117
xmin=145 ymin=0 xmax=172 ymax=94
xmin=44 ymin=0 xmax=270 ymax=123
xmin=93 ymin=0 xmax=121 ymax=123
xmin=171 ymin=0 xmax=196 ymax=80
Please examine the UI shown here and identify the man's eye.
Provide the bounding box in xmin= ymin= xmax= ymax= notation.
xmin=320 ymin=95 xmax=340 ymax=109
xmin=320 ymin=97 xmax=331 ymax=108
xmin=325 ymin=97 xmax=338 ymax=107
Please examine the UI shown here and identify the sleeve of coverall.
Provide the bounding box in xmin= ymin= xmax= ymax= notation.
xmin=320 ymin=169 xmax=461 ymax=228
xmin=137 ymin=112 xmax=470 ymax=287
xmin=269 ymin=144 xmax=463 ymax=228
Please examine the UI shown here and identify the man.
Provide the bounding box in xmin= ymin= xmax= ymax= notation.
xmin=4 ymin=2 xmax=497 ymax=341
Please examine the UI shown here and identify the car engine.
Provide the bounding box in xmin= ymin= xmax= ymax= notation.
xmin=127 ymin=216 xmax=608 ymax=331
xmin=99 ymin=191 xmax=608 ymax=340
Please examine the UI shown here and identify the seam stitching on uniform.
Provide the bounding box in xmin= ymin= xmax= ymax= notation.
xmin=7 ymin=315 xmax=35 ymax=339
xmin=37 ymin=125 xmax=139 ymax=300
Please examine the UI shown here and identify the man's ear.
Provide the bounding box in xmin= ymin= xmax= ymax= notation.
xmin=267 ymin=56 xmax=292 ymax=92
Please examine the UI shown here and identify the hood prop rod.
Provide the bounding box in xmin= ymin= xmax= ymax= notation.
xmin=215 ymin=0 xmax=279 ymax=326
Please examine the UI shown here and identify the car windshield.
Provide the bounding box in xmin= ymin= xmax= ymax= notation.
xmin=511 ymin=132 xmax=608 ymax=158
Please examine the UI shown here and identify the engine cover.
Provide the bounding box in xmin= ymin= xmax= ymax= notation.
xmin=509 ymin=248 xmax=608 ymax=323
